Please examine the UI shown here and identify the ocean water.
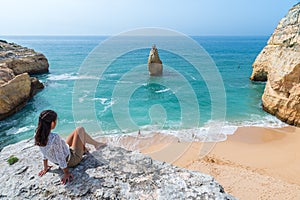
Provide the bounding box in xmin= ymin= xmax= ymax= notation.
xmin=0 ymin=35 xmax=287 ymax=149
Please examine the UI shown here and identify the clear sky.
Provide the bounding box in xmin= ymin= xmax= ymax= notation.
xmin=0 ymin=0 xmax=298 ymax=36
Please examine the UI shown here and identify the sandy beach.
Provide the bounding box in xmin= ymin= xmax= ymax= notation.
xmin=137 ymin=126 xmax=300 ymax=200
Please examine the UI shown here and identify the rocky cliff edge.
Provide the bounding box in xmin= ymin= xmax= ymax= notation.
xmin=0 ymin=139 xmax=235 ymax=199
xmin=250 ymin=3 xmax=300 ymax=126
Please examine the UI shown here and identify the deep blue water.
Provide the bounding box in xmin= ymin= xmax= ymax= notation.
xmin=0 ymin=35 xmax=286 ymax=149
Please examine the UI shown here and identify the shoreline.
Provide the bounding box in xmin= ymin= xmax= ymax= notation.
xmin=140 ymin=126 xmax=300 ymax=199
xmin=97 ymin=126 xmax=300 ymax=199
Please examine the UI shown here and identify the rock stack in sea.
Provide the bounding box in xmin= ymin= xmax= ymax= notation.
xmin=0 ymin=139 xmax=235 ymax=199
xmin=250 ymin=3 xmax=300 ymax=127
xmin=0 ymin=40 xmax=48 ymax=120
xmin=148 ymin=45 xmax=163 ymax=76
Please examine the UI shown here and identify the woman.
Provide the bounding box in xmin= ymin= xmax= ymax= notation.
xmin=35 ymin=110 xmax=104 ymax=185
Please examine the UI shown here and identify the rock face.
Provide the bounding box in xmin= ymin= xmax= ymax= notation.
xmin=250 ymin=3 xmax=300 ymax=127
xmin=0 ymin=40 xmax=47 ymax=120
xmin=0 ymin=139 xmax=235 ymax=200
xmin=0 ymin=72 xmax=31 ymax=119
xmin=0 ymin=40 xmax=49 ymax=75
xmin=30 ymin=77 xmax=44 ymax=97
xmin=148 ymin=45 xmax=163 ymax=76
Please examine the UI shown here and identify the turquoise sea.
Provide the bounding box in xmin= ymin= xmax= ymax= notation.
xmin=0 ymin=35 xmax=286 ymax=150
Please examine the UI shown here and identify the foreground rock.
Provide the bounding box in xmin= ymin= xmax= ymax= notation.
xmin=0 ymin=139 xmax=235 ymax=199
xmin=250 ymin=3 xmax=300 ymax=127
xmin=0 ymin=40 xmax=48 ymax=120
xmin=148 ymin=45 xmax=163 ymax=76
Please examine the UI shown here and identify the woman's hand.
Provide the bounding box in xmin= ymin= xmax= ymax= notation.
xmin=61 ymin=173 xmax=74 ymax=185
xmin=38 ymin=165 xmax=52 ymax=176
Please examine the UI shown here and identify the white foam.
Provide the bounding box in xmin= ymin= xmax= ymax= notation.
xmin=105 ymin=73 xmax=118 ymax=78
xmin=95 ymin=125 xmax=232 ymax=144
xmin=47 ymin=82 xmax=68 ymax=88
xmin=230 ymin=114 xmax=288 ymax=128
xmin=75 ymin=119 xmax=95 ymax=124
xmin=48 ymin=73 xmax=98 ymax=81
xmin=102 ymin=104 xmax=112 ymax=114
xmin=98 ymin=99 xmax=115 ymax=114
xmin=79 ymin=94 xmax=88 ymax=103
xmin=83 ymin=112 xmax=289 ymax=146
xmin=221 ymin=125 xmax=238 ymax=135
xmin=161 ymin=126 xmax=231 ymax=142
xmin=6 ymin=125 xmax=35 ymax=135
xmin=190 ymin=75 xmax=196 ymax=80
xmin=109 ymin=115 xmax=285 ymax=140
xmin=93 ymin=98 xmax=109 ymax=105
xmin=155 ymin=88 xmax=171 ymax=93
xmin=116 ymin=80 xmax=134 ymax=84
xmin=228 ymin=83 xmax=249 ymax=89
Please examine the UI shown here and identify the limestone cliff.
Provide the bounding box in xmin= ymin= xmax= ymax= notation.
xmin=148 ymin=45 xmax=163 ymax=76
xmin=0 ymin=139 xmax=235 ymax=199
xmin=0 ymin=40 xmax=47 ymax=120
xmin=0 ymin=40 xmax=49 ymax=75
xmin=0 ymin=72 xmax=31 ymax=118
xmin=250 ymin=3 xmax=300 ymax=126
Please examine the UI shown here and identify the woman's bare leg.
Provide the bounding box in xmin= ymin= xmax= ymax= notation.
xmin=65 ymin=130 xmax=77 ymax=146
xmin=66 ymin=128 xmax=85 ymax=151
xmin=66 ymin=127 xmax=104 ymax=150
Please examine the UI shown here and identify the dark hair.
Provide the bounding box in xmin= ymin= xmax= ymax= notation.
xmin=35 ymin=110 xmax=57 ymax=146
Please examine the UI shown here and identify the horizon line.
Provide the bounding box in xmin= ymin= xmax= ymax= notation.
xmin=1 ymin=34 xmax=271 ymax=37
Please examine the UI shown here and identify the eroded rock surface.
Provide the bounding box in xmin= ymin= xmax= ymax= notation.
xmin=0 ymin=40 xmax=48 ymax=75
xmin=0 ymin=40 xmax=48 ymax=120
xmin=0 ymin=72 xmax=31 ymax=119
xmin=148 ymin=45 xmax=163 ymax=76
xmin=0 ymin=139 xmax=235 ymax=200
xmin=250 ymin=3 xmax=300 ymax=126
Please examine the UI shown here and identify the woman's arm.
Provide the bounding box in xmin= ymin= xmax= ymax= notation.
xmin=38 ymin=159 xmax=52 ymax=176
xmin=51 ymin=134 xmax=74 ymax=184
xmin=61 ymin=167 xmax=74 ymax=185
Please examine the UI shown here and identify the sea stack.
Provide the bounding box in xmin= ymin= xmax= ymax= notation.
xmin=250 ymin=3 xmax=300 ymax=127
xmin=0 ymin=40 xmax=48 ymax=120
xmin=148 ymin=45 xmax=163 ymax=76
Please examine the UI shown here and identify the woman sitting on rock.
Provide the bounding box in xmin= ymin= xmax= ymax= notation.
xmin=35 ymin=110 xmax=104 ymax=185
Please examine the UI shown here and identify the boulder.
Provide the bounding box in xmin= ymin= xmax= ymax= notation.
xmin=250 ymin=3 xmax=300 ymax=127
xmin=148 ymin=45 xmax=163 ymax=76
xmin=0 ymin=73 xmax=31 ymax=120
xmin=30 ymin=77 xmax=44 ymax=97
xmin=0 ymin=139 xmax=235 ymax=199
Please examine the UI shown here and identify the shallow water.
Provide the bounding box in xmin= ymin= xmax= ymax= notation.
xmin=0 ymin=35 xmax=286 ymax=149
